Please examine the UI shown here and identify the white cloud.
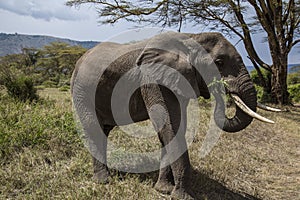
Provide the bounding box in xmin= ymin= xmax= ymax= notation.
xmin=0 ymin=7 xmax=131 ymax=41
xmin=0 ymin=0 xmax=89 ymax=21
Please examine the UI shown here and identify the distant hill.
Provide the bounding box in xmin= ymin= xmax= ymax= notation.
xmin=246 ymin=63 xmax=300 ymax=74
xmin=0 ymin=33 xmax=99 ymax=57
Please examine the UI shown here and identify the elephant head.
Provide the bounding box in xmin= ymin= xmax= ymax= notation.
xmin=189 ymin=33 xmax=277 ymax=132
xmin=136 ymin=32 xmax=275 ymax=133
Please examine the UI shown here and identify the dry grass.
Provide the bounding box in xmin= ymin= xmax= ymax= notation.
xmin=0 ymin=88 xmax=299 ymax=199
xmin=189 ymin=104 xmax=300 ymax=199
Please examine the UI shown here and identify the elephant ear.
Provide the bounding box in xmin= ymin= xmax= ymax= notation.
xmin=181 ymin=37 xmax=211 ymax=99
xmin=136 ymin=47 xmax=203 ymax=99
xmin=194 ymin=69 xmax=210 ymax=99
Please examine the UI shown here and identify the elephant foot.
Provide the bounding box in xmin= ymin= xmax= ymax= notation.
xmin=154 ymin=180 xmax=174 ymax=194
xmin=171 ymin=188 xmax=195 ymax=200
xmin=93 ymin=170 xmax=111 ymax=184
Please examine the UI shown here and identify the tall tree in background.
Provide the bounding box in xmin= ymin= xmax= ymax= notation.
xmin=67 ymin=0 xmax=300 ymax=105
xmin=37 ymin=42 xmax=86 ymax=79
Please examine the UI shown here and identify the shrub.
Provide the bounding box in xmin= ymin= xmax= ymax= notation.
xmin=288 ymin=83 xmax=300 ymax=103
xmin=0 ymin=58 xmax=39 ymax=102
xmin=254 ymin=85 xmax=271 ymax=103
xmin=4 ymin=74 xmax=39 ymax=102
xmin=250 ymin=69 xmax=271 ymax=87
xmin=250 ymin=69 xmax=272 ymax=103
xmin=287 ymin=73 xmax=300 ymax=85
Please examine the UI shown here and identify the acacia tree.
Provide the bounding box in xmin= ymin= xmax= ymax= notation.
xmin=37 ymin=42 xmax=86 ymax=82
xmin=66 ymin=0 xmax=300 ymax=105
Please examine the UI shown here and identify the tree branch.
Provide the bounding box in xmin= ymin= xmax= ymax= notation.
xmin=283 ymin=0 xmax=294 ymax=24
xmin=67 ymin=0 xmax=169 ymax=23
xmin=247 ymin=56 xmax=269 ymax=89
xmin=286 ymin=0 xmax=297 ymax=52
xmin=229 ymin=0 xmax=270 ymax=70
xmin=292 ymin=39 xmax=300 ymax=47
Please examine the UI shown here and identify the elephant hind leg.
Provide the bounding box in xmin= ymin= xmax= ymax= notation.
xmin=92 ymin=125 xmax=114 ymax=183
xmin=154 ymin=147 xmax=174 ymax=194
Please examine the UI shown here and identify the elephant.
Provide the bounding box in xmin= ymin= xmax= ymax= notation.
xmin=71 ymin=31 xmax=278 ymax=199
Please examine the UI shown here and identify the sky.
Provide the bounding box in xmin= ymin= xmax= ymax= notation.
xmin=0 ymin=0 xmax=299 ymax=66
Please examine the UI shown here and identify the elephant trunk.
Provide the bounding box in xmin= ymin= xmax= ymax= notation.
xmin=214 ymin=70 xmax=257 ymax=132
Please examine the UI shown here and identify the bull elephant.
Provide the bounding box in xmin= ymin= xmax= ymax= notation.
xmin=71 ymin=31 xmax=277 ymax=199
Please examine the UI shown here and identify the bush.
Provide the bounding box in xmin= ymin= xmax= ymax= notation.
xmin=250 ymin=69 xmax=271 ymax=87
xmin=287 ymin=73 xmax=300 ymax=85
xmin=254 ymin=85 xmax=271 ymax=103
xmin=0 ymin=58 xmax=39 ymax=102
xmin=4 ymin=74 xmax=39 ymax=102
xmin=288 ymin=83 xmax=300 ymax=103
xmin=250 ymin=69 xmax=272 ymax=103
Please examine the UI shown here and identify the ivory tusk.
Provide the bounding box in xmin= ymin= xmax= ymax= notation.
xmin=257 ymin=102 xmax=281 ymax=112
xmin=230 ymin=94 xmax=275 ymax=124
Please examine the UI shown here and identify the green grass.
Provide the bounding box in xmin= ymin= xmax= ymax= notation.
xmin=0 ymin=88 xmax=299 ymax=199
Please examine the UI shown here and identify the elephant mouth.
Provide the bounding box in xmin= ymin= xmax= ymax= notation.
xmin=212 ymin=76 xmax=280 ymax=132
xmin=214 ymin=92 xmax=280 ymax=132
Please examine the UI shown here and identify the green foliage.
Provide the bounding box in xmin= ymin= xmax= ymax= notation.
xmin=4 ymin=74 xmax=39 ymax=102
xmin=208 ymin=78 xmax=228 ymax=95
xmin=0 ymin=42 xmax=86 ymax=92
xmin=250 ymin=69 xmax=272 ymax=103
xmin=287 ymin=72 xmax=300 ymax=85
xmin=287 ymin=69 xmax=300 ymax=103
xmin=254 ymin=85 xmax=271 ymax=103
xmin=37 ymin=42 xmax=86 ymax=85
xmin=0 ymin=60 xmax=39 ymax=102
xmin=0 ymin=92 xmax=79 ymax=163
xmin=250 ymin=68 xmax=271 ymax=87
xmin=288 ymin=83 xmax=300 ymax=103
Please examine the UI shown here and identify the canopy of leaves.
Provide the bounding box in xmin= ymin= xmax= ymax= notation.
xmin=37 ymin=42 xmax=86 ymax=78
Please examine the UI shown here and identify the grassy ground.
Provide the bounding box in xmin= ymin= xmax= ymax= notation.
xmin=0 ymin=88 xmax=299 ymax=199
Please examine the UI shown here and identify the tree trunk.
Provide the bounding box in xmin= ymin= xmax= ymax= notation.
xmin=270 ymin=55 xmax=289 ymax=105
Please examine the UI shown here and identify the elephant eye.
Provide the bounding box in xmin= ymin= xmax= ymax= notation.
xmin=214 ymin=58 xmax=224 ymax=66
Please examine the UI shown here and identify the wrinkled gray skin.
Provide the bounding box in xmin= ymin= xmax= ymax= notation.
xmin=71 ymin=32 xmax=257 ymax=199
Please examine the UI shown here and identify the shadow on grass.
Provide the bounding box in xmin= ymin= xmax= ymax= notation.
xmin=188 ymin=169 xmax=260 ymax=200
xmin=117 ymin=168 xmax=260 ymax=200
xmin=285 ymin=106 xmax=300 ymax=118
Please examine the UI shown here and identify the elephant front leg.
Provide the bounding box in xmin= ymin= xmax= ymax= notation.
xmin=163 ymin=96 xmax=194 ymax=199
xmin=161 ymin=123 xmax=194 ymax=200
xmin=141 ymin=83 xmax=194 ymax=199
